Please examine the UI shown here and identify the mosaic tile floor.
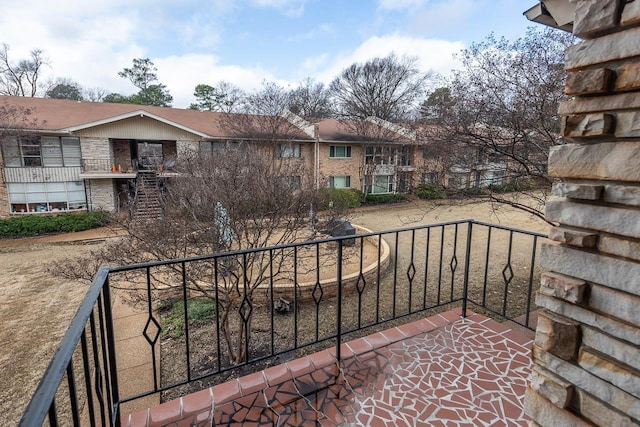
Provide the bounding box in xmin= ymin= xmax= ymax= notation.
xmin=349 ymin=318 xmax=533 ymax=426
xmin=125 ymin=309 xmax=534 ymax=426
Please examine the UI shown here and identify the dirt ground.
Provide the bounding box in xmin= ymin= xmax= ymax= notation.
xmin=0 ymin=198 xmax=549 ymax=425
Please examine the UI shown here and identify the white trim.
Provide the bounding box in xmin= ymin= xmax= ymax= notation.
xmin=279 ymin=109 xmax=316 ymax=138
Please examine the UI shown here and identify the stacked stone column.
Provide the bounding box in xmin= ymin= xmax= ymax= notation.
xmin=525 ymin=1 xmax=640 ymax=426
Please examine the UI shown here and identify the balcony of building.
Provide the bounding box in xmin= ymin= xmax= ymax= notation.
xmin=19 ymin=219 xmax=546 ymax=426
xmin=79 ymin=139 xmax=178 ymax=179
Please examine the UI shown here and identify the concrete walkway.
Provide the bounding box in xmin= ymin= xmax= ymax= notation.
xmin=112 ymin=291 xmax=161 ymax=416
xmin=0 ymin=226 xmax=126 ymax=247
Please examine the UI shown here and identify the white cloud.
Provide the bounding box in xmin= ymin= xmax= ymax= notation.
xmin=155 ymin=54 xmax=282 ymax=108
xmin=308 ymin=34 xmax=464 ymax=85
xmin=408 ymin=0 xmax=481 ymax=35
xmin=0 ymin=0 xmax=479 ymax=108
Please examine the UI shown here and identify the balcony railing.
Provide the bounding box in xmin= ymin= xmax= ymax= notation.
xmin=19 ymin=219 xmax=547 ymax=427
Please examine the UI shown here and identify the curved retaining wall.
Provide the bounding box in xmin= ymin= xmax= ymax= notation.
xmin=251 ymin=225 xmax=391 ymax=304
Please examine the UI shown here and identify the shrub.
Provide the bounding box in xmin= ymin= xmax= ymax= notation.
xmin=159 ymin=298 xmax=217 ymax=338
xmin=319 ymin=188 xmax=363 ymax=210
xmin=414 ymin=183 xmax=447 ymax=200
xmin=364 ymin=193 xmax=407 ymax=204
xmin=0 ymin=211 xmax=110 ymax=238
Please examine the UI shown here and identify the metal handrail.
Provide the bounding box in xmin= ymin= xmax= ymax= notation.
xmin=19 ymin=219 xmax=547 ymax=426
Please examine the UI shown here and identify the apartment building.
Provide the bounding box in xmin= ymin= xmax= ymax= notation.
xmin=0 ymin=95 xmax=499 ymax=218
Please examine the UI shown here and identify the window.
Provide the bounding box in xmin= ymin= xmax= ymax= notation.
xmin=2 ymin=136 xmax=81 ymax=167
xmin=280 ymin=175 xmax=301 ymax=190
xmin=329 ymin=145 xmax=351 ymax=158
xmin=365 ymin=146 xmax=394 ymax=165
xmin=397 ymin=172 xmax=412 ymax=193
xmin=199 ymin=141 xmax=239 ymax=153
xmin=276 ymin=143 xmax=301 ymax=158
xmin=485 ymin=169 xmax=505 ymax=186
xmin=8 ymin=181 xmax=86 ymax=213
xmin=367 ymin=175 xmax=394 ymax=194
xmin=422 ymin=173 xmax=438 ymax=184
xmin=399 ymin=146 xmax=412 ymax=166
xmin=329 ymin=176 xmax=351 ymax=189
xmin=448 ymin=172 xmax=470 ymax=189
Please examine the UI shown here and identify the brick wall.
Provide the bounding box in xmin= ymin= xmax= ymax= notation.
xmin=113 ymin=140 xmax=133 ymax=172
xmin=317 ymin=143 xmax=364 ymax=191
xmin=525 ymin=1 xmax=640 ymax=425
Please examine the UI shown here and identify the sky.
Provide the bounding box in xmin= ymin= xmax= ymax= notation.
xmin=0 ymin=0 xmax=539 ymax=109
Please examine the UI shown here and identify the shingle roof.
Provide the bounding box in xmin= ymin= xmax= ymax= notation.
xmin=317 ymin=118 xmax=414 ymax=143
xmin=0 ymin=96 xmax=313 ymax=140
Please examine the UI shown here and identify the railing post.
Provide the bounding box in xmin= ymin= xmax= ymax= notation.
xmin=102 ymin=274 xmax=121 ymax=427
xmin=462 ymin=221 xmax=473 ymax=318
xmin=336 ymin=239 xmax=343 ymax=362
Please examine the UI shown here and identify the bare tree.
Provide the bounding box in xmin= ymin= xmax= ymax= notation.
xmin=54 ymin=143 xmax=325 ymax=364
xmin=329 ymin=53 xmax=431 ymax=122
xmin=0 ymin=44 xmax=48 ymax=97
xmin=0 ymin=100 xmax=41 ymax=137
xmin=0 ymin=100 xmax=43 ymax=170
xmin=84 ymin=87 xmax=108 ymax=102
xmin=221 ymin=81 xmax=305 ymax=143
xmin=288 ymin=78 xmax=332 ymax=119
xmin=425 ymin=28 xmax=575 ymax=220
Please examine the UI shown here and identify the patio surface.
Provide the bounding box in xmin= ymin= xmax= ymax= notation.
xmin=123 ymin=308 xmax=534 ymax=426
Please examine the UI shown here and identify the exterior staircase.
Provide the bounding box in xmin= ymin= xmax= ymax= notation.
xmin=132 ymin=171 xmax=163 ymax=221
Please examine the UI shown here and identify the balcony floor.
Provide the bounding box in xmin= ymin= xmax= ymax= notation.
xmin=125 ymin=308 xmax=534 ymax=426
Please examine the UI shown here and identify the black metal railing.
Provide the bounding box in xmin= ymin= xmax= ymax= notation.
xmin=19 ymin=219 xmax=547 ymax=426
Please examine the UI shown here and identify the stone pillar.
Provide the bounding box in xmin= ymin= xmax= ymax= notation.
xmin=525 ymin=1 xmax=640 ymax=426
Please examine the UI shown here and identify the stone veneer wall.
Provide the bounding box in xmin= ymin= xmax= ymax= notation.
xmin=524 ymin=1 xmax=640 ymax=426
xmin=85 ymin=179 xmax=116 ymax=212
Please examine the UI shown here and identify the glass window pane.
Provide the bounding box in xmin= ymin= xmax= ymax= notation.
xmin=67 ymin=181 xmax=85 ymax=191
xmin=42 ymin=138 xmax=63 ymax=167
xmin=67 ymin=182 xmax=86 ymax=202
xmin=62 ymin=138 xmax=81 ymax=166
xmin=22 ymin=145 xmax=41 ymax=156
xmin=26 ymin=183 xmax=46 ymax=192
xmin=331 ymin=176 xmax=351 ymax=188
xmin=372 ymin=175 xmax=392 ymax=194
xmin=9 ymin=193 xmax=27 ymax=203
xmin=47 ymin=182 xmax=66 ymax=192
xmin=48 ymin=191 xmax=67 ymax=202
xmin=8 ymin=183 xmax=24 ymax=192
xmin=67 ymin=191 xmax=86 ymax=202
xmin=23 ymin=157 xmax=42 ymax=167
xmin=8 ymin=183 xmax=26 ymax=203
xmin=27 ymin=192 xmax=47 ymax=202
xmin=2 ymin=138 xmax=21 ymax=167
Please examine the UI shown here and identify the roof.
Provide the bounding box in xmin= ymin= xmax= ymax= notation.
xmin=317 ymin=118 xmax=415 ymax=144
xmin=0 ymin=96 xmax=313 ymax=141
